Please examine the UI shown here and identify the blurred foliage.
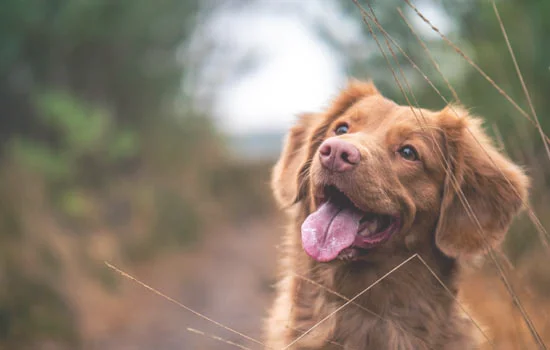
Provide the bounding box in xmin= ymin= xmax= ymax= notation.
xmin=442 ymin=0 xmax=550 ymax=145
xmin=344 ymin=0 xmax=550 ymax=138
xmin=0 ymin=271 xmax=78 ymax=350
xmin=11 ymin=90 xmax=138 ymax=221
xmin=0 ymin=0 xmax=207 ymax=348
xmin=0 ymin=0 xmax=200 ymax=144
xmin=207 ymin=161 xmax=275 ymax=221
xmin=0 ymin=170 xmax=79 ymax=350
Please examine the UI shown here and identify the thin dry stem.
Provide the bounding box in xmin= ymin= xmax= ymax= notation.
xmin=491 ymin=123 xmax=506 ymax=152
xmin=491 ymin=0 xmax=550 ymax=162
xmin=104 ymin=262 xmax=266 ymax=349
xmin=396 ymin=8 xmax=460 ymax=103
xmin=187 ymin=328 xmax=254 ymax=350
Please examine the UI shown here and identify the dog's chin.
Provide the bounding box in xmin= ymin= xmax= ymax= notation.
xmin=301 ymin=184 xmax=403 ymax=263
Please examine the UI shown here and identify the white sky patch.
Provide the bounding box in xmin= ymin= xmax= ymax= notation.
xmin=185 ymin=0 xmax=365 ymax=136
xmin=214 ymin=17 xmax=343 ymax=135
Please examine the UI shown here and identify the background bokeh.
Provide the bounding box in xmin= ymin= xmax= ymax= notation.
xmin=1 ymin=0 xmax=549 ymax=349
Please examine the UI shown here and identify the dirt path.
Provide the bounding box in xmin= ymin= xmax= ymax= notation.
xmin=90 ymin=217 xmax=281 ymax=349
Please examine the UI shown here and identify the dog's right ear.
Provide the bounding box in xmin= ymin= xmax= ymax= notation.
xmin=435 ymin=107 xmax=529 ymax=257
xmin=271 ymin=113 xmax=319 ymax=208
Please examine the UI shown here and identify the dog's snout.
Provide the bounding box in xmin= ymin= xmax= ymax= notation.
xmin=319 ymin=138 xmax=360 ymax=172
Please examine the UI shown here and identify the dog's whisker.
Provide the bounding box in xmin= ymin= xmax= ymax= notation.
xmin=104 ymin=262 xmax=267 ymax=348
xmin=282 ymin=254 xmax=418 ymax=349
xmin=187 ymin=328 xmax=254 ymax=350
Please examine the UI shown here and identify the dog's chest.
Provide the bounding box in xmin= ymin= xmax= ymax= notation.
xmin=291 ymin=283 xmax=464 ymax=350
xmin=318 ymin=303 xmax=423 ymax=349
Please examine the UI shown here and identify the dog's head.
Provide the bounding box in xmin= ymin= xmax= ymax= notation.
xmin=272 ymin=80 xmax=528 ymax=262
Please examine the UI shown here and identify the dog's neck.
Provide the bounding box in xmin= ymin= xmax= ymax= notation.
xmin=285 ymin=209 xmax=476 ymax=349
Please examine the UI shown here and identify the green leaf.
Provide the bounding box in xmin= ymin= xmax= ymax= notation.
xmin=108 ymin=129 xmax=138 ymax=160
xmin=57 ymin=189 xmax=91 ymax=219
xmin=10 ymin=138 xmax=71 ymax=181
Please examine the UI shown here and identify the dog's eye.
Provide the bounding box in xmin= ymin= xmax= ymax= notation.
xmin=397 ymin=145 xmax=419 ymax=161
xmin=335 ymin=123 xmax=349 ymax=135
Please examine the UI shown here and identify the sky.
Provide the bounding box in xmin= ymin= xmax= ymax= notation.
xmin=211 ymin=16 xmax=343 ymax=135
xmin=185 ymin=0 xmax=452 ymax=136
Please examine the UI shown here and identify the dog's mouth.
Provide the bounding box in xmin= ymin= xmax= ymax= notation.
xmin=301 ymin=185 xmax=401 ymax=262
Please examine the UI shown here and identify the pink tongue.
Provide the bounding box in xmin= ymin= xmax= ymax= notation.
xmin=301 ymin=200 xmax=363 ymax=262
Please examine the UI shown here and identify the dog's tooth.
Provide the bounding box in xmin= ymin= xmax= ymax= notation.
xmin=359 ymin=218 xmax=379 ymax=236
xmin=366 ymin=219 xmax=379 ymax=234
xmin=369 ymin=219 xmax=379 ymax=233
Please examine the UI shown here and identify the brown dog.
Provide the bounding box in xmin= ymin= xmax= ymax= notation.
xmin=265 ymin=80 xmax=528 ymax=349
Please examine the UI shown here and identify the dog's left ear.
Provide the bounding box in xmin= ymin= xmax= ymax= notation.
xmin=271 ymin=113 xmax=320 ymax=207
xmin=435 ymin=107 xmax=529 ymax=258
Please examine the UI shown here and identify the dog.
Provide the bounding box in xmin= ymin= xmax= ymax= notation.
xmin=265 ymin=80 xmax=528 ymax=349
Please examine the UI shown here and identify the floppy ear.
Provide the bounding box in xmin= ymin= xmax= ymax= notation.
xmin=435 ymin=107 xmax=529 ymax=258
xmin=271 ymin=113 xmax=321 ymax=207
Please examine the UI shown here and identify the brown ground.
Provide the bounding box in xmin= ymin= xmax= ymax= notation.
xmin=82 ymin=216 xmax=280 ymax=350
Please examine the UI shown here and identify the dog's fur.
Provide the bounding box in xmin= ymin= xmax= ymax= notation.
xmin=265 ymin=80 xmax=529 ymax=349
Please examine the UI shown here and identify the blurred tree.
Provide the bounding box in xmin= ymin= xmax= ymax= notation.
xmin=0 ymin=0 xmax=200 ymax=149
xmin=440 ymin=0 xmax=550 ymax=142
xmin=339 ymin=0 xmax=549 ymax=142
xmin=333 ymin=0 xmax=464 ymax=108
xmin=0 ymin=0 xmax=204 ymax=348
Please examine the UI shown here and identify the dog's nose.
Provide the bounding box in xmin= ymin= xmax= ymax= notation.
xmin=319 ymin=138 xmax=360 ymax=172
